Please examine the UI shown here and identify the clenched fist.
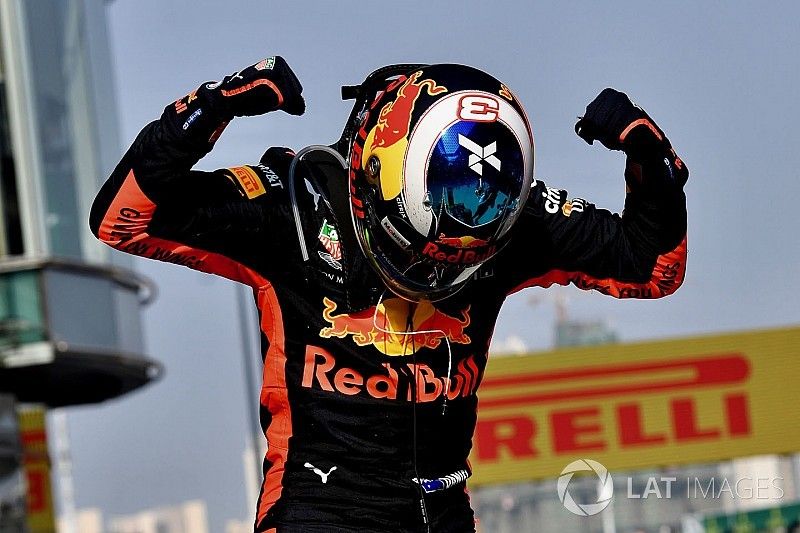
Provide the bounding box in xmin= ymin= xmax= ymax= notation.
xmin=575 ymin=88 xmax=687 ymax=190
xmin=207 ymin=55 xmax=305 ymax=118
xmin=575 ymin=88 xmax=667 ymax=159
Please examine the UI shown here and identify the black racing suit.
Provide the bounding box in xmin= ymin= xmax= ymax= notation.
xmin=90 ymin=84 xmax=687 ymax=533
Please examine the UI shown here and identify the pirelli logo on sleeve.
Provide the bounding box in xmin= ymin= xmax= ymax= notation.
xmin=228 ymin=166 xmax=267 ymax=199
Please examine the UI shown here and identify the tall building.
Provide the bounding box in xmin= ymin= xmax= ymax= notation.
xmin=60 ymin=508 xmax=103 ymax=533
xmin=108 ymin=500 xmax=209 ymax=533
xmin=225 ymin=519 xmax=253 ymax=533
xmin=0 ymin=0 xmax=160 ymax=527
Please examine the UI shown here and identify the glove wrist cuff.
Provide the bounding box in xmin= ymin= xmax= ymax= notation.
xmin=619 ymin=118 xmax=663 ymax=144
xmin=621 ymin=123 xmax=671 ymax=163
xmin=163 ymin=82 xmax=231 ymax=146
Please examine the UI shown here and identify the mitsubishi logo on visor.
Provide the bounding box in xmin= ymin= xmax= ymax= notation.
xmin=458 ymin=134 xmax=501 ymax=176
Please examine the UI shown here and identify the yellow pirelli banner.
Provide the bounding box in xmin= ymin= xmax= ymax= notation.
xmin=470 ymin=326 xmax=800 ymax=485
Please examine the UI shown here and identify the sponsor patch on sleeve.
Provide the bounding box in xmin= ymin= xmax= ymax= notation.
xmin=228 ymin=166 xmax=267 ymax=199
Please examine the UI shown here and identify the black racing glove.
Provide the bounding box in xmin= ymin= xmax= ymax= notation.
xmin=575 ymin=88 xmax=668 ymax=157
xmin=208 ymin=55 xmax=305 ymax=118
xmin=575 ymin=88 xmax=687 ymax=189
xmin=166 ymin=56 xmax=305 ymax=147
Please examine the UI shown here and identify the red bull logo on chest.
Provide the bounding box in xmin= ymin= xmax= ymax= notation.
xmin=301 ymin=345 xmax=482 ymax=402
xmin=319 ymin=297 xmax=471 ymax=356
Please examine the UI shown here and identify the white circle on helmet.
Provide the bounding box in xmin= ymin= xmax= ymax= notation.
xmin=402 ymin=90 xmax=534 ymax=238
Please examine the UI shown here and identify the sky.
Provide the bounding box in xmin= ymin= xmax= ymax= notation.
xmin=63 ymin=1 xmax=800 ymax=530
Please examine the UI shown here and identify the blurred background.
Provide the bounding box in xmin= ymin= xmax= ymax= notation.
xmin=1 ymin=0 xmax=799 ymax=532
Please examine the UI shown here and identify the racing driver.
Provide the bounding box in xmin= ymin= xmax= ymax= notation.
xmin=90 ymin=56 xmax=688 ymax=532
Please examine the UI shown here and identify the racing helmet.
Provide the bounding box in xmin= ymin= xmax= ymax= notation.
xmin=339 ymin=64 xmax=534 ymax=301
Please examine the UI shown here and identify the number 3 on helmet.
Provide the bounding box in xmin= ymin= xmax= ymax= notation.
xmin=344 ymin=64 xmax=535 ymax=301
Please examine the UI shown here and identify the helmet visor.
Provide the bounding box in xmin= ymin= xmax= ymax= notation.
xmin=427 ymin=121 xmax=525 ymax=230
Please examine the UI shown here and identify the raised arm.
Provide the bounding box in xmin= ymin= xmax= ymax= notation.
xmin=89 ymin=56 xmax=305 ymax=287
xmin=499 ymin=88 xmax=688 ymax=298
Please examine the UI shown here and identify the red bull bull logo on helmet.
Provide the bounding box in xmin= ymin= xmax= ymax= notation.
xmin=361 ymin=71 xmax=448 ymax=201
xmin=437 ymin=234 xmax=490 ymax=249
xmin=371 ymin=71 xmax=448 ymax=151
xmin=319 ymin=297 xmax=471 ymax=356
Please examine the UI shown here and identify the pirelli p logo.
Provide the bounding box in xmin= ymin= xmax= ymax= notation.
xmin=468 ymin=327 xmax=800 ymax=486
xmin=229 ymin=166 xmax=267 ymax=199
